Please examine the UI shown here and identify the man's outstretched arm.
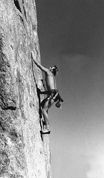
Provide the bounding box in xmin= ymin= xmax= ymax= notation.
xmin=31 ymin=51 xmax=49 ymax=73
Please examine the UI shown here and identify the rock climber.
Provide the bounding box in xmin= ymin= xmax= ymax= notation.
xmin=31 ymin=51 xmax=63 ymax=134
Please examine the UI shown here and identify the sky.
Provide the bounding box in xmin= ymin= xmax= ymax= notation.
xmin=36 ymin=0 xmax=104 ymax=178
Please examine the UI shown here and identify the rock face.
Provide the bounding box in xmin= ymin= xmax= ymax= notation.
xmin=0 ymin=0 xmax=51 ymax=177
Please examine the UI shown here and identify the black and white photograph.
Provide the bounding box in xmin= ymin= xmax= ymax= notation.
xmin=0 ymin=0 xmax=104 ymax=178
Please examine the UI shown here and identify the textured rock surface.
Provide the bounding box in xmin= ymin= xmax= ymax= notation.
xmin=0 ymin=0 xmax=51 ymax=177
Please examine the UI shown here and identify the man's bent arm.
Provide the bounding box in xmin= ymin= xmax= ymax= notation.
xmin=31 ymin=51 xmax=49 ymax=73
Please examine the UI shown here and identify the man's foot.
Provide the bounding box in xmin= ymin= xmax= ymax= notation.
xmin=55 ymin=101 xmax=61 ymax=108
xmin=40 ymin=129 xmax=51 ymax=134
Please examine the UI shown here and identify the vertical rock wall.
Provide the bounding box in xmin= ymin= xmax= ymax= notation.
xmin=0 ymin=0 xmax=51 ymax=177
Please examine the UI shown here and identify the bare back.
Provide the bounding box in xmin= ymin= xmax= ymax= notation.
xmin=45 ymin=71 xmax=57 ymax=91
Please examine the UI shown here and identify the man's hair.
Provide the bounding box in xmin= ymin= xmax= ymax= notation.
xmin=50 ymin=65 xmax=58 ymax=76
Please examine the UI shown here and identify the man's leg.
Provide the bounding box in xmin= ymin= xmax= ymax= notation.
xmin=48 ymin=92 xmax=59 ymax=108
xmin=52 ymin=92 xmax=64 ymax=108
xmin=41 ymin=108 xmax=50 ymax=134
xmin=40 ymin=96 xmax=51 ymax=134
xmin=40 ymin=90 xmax=61 ymax=133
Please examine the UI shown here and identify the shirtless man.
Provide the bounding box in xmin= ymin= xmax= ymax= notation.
xmin=31 ymin=51 xmax=63 ymax=134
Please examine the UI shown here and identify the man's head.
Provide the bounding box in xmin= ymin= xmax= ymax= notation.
xmin=49 ymin=65 xmax=58 ymax=76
